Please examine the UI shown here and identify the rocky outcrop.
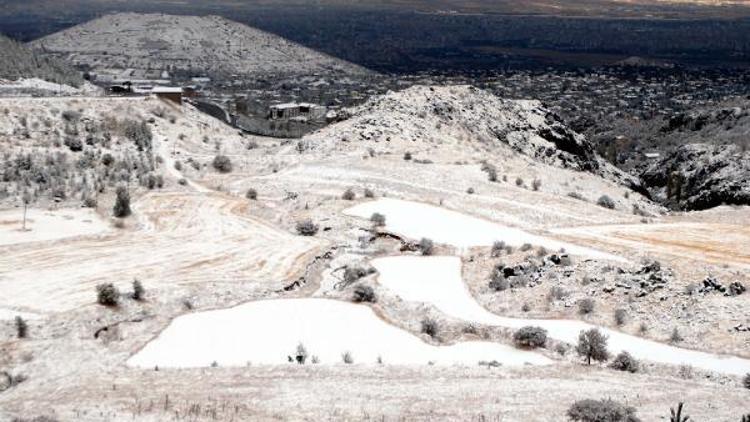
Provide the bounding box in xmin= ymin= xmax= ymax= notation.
xmin=641 ymin=143 xmax=750 ymax=210
xmin=305 ymin=85 xmax=647 ymax=194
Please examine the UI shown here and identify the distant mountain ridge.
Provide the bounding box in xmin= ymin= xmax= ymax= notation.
xmin=30 ymin=13 xmax=369 ymax=79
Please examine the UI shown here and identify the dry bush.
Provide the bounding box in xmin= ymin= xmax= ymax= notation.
xmin=567 ymin=399 xmax=640 ymax=422
xmin=96 ymin=283 xmax=119 ymax=306
xmin=513 ymin=326 xmax=547 ymax=349
xmin=352 ymin=285 xmax=376 ymax=303
xmin=609 ymin=351 xmax=639 ymax=373
xmin=295 ymin=219 xmax=319 ymax=236
xmin=212 ymin=155 xmax=233 ymax=173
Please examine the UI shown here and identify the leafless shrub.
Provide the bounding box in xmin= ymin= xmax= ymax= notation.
xmin=370 ymin=212 xmax=386 ymax=227
xmin=131 ymin=279 xmax=145 ymax=301
xmin=295 ymin=219 xmax=319 ymax=236
xmin=597 ymin=195 xmax=616 ymax=209
xmin=548 ymin=286 xmax=568 ymax=302
xmin=419 ymin=238 xmax=434 ymax=255
xmin=15 ymin=316 xmax=27 ymax=338
xmin=614 ymin=309 xmax=627 ymax=326
xmin=670 ymin=327 xmax=684 ymax=343
xmin=578 ymin=298 xmax=596 ymax=315
xmin=421 ymin=318 xmax=439 ymax=339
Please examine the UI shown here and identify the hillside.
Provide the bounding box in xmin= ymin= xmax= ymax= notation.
xmin=30 ymin=13 xmax=369 ymax=80
xmin=1 ymin=87 xmax=749 ymax=421
xmin=0 ymin=34 xmax=83 ymax=87
xmin=303 ymin=85 xmax=648 ymax=194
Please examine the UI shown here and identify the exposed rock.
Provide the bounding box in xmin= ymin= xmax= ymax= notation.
xmin=305 ymin=85 xmax=648 ymax=194
xmin=700 ymin=276 xmax=726 ymax=294
xmin=642 ymin=143 xmax=750 ymax=210
xmin=727 ymin=281 xmax=746 ymax=297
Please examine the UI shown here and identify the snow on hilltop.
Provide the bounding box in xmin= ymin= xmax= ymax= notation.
xmin=303 ymin=85 xmax=645 ymax=192
xmin=0 ymin=33 xmax=83 ymax=88
xmin=31 ymin=13 xmax=369 ymax=78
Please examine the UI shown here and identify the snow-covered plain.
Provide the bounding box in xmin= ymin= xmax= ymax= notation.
xmin=128 ymin=298 xmax=552 ymax=368
xmin=372 ymin=256 xmax=750 ymax=376
xmin=0 ymin=308 xmax=40 ymax=320
xmin=0 ymin=208 xmax=109 ymax=246
xmin=344 ymin=198 xmax=624 ymax=261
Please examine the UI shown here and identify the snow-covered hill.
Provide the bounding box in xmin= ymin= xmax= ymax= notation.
xmin=31 ymin=13 xmax=369 ymax=79
xmin=302 ymin=85 xmax=646 ymax=193
xmin=0 ymin=34 xmax=83 ymax=88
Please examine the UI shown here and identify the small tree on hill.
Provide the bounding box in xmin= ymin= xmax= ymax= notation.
xmin=370 ymin=212 xmax=386 ymax=227
xmin=96 ymin=283 xmax=119 ymax=306
xmin=131 ymin=279 xmax=145 ymax=301
xmin=352 ymin=285 xmax=376 ymax=303
xmin=15 ymin=316 xmax=27 ymax=339
xmin=419 ymin=238 xmax=434 ymax=256
xmin=513 ymin=326 xmax=547 ymax=349
xmin=113 ymin=186 xmax=131 ymax=218
xmin=609 ymin=351 xmax=639 ymax=373
xmin=212 ymin=155 xmax=233 ymax=173
xmin=576 ymin=328 xmax=609 ymax=365
xmin=295 ymin=219 xmax=319 ymax=236
xmin=743 ymin=373 xmax=750 ymax=390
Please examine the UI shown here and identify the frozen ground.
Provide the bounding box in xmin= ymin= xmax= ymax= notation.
xmin=345 ymin=198 xmax=624 ymax=261
xmin=372 ymin=255 xmax=750 ymax=376
xmin=0 ymin=207 xmax=110 ymax=246
xmin=0 ymin=308 xmax=41 ymax=320
xmin=1 ymin=87 xmax=748 ymax=421
xmin=128 ymin=298 xmax=552 ymax=368
xmin=553 ymin=221 xmax=750 ymax=269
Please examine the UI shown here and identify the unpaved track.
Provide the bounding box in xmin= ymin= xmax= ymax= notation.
xmin=553 ymin=222 xmax=750 ymax=269
xmin=0 ymin=191 xmax=320 ymax=313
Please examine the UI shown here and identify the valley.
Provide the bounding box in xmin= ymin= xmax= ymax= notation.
xmin=0 ymin=6 xmax=749 ymax=422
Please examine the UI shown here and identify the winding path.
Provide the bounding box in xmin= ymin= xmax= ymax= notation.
xmin=372 ymin=255 xmax=750 ymax=376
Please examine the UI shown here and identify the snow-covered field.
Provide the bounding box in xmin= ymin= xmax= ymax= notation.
xmin=0 ymin=308 xmax=41 ymax=320
xmin=128 ymin=298 xmax=552 ymax=368
xmin=0 ymin=207 xmax=109 ymax=246
xmin=345 ymin=198 xmax=624 ymax=261
xmin=372 ymin=255 xmax=750 ymax=375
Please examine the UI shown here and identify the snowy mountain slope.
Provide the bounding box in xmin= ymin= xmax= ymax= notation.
xmin=302 ymin=85 xmax=647 ymax=194
xmin=30 ymin=13 xmax=369 ymax=78
xmin=0 ymin=34 xmax=83 ymax=87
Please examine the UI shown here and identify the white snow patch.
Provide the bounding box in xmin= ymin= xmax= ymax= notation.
xmin=0 ymin=308 xmax=41 ymax=320
xmin=128 ymin=298 xmax=552 ymax=368
xmin=344 ymin=198 xmax=623 ymax=261
xmin=0 ymin=208 xmax=110 ymax=246
xmin=372 ymin=255 xmax=750 ymax=376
